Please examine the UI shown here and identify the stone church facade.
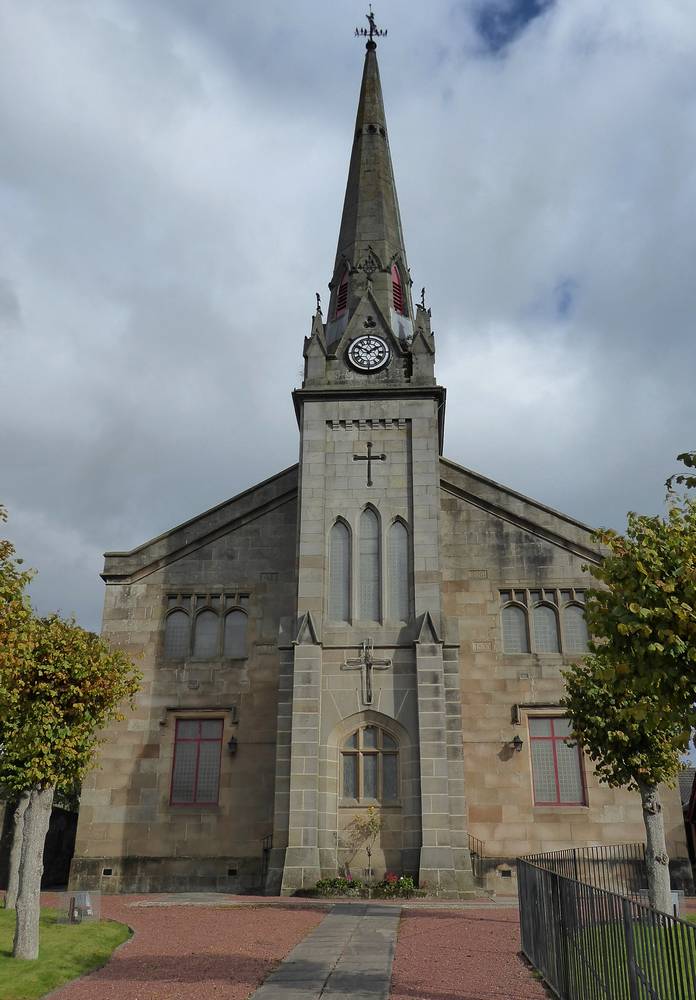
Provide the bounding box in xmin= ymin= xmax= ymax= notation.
xmin=70 ymin=38 xmax=688 ymax=897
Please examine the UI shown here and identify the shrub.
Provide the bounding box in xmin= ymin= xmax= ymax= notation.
xmin=373 ymin=873 xmax=416 ymax=899
xmin=314 ymin=876 xmax=364 ymax=897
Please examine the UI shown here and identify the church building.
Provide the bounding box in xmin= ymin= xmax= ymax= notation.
xmin=70 ymin=28 xmax=689 ymax=898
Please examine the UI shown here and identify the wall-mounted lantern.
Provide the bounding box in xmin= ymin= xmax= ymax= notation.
xmin=510 ymin=734 xmax=523 ymax=753
xmin=227 ymin=736 xmax=238 ymax=755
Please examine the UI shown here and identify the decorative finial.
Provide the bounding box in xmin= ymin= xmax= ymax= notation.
xmin=420 ymin=287 xmax=426 ymax=309
xmin=315 ymin=292 xmax=322 ymax=314
xmin=355 ymin=4 xmax=387 ymax=48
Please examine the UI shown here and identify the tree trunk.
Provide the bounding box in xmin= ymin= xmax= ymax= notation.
xmin=12 ymin=785 xmax=54 ymax=960
xmin=5 ymin=792 xmax=30 ymax=910
xmin=637 ymin=780 xmax=672 ymax=914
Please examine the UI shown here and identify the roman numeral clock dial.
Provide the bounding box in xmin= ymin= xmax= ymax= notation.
xmin=347 ymin=334 xmax=390 ymax=372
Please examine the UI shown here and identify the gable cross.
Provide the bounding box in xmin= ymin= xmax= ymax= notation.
xmin=342 ymin=639 xmax=392 ymax=706
xmin=353 ymin=441 xmax=386 ymax=487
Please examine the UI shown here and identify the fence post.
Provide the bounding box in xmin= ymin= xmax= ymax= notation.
xmin=621 ymin=896 xmax=640 ymax=1000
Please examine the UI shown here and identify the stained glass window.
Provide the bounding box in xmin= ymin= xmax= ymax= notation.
xmin=164 ymin=610 xmax=190 ymax=659
xmin=359 ymin=509 xmax=380 ymax=621
xmin=388 ymin=520 xmax=409 ymax=622
xmin=502 ymin=605 xmax=529 ymax=653
xmin=193 ymin=610 xmax=218 ymax=658
xmin=223 ymin=610 xmax=247 ymax=658
xmin=341 ymin=726 xmax=399 ymax=802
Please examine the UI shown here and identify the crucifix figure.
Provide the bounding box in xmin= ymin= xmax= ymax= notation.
xmin=353 ymin=441 xmax=386 ymax=487
xmin=342 ymin=639 xmax=392 ymax=706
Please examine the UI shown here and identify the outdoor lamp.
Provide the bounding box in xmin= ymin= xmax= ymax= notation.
xmin=510 ymin=734 xmax=523 ymax=753
xmin=227 ymin=736 xmax=238 ymax=755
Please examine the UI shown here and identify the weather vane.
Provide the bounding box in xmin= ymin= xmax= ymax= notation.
xmin=355 ymin=5 xmax=387 ymax=46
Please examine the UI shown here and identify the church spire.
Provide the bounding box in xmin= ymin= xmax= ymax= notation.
xmin=326 ymin=19 xmax=413 ymax=333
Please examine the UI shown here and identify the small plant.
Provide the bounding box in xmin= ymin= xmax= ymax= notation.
xmin=373 ymin=873 xmax=416 ymax=899
xmin=339 ymin=806 xmax=382 ymax=881
xmin=314 ymin=876 xmax=364 ymax=897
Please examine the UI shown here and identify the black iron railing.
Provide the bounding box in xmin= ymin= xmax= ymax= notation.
xmin=468 ymin=833 xmax=486 ymax=883
xmin=518 ymin=855 xmax=696 ymax=1000
xmin=524 ymin=843 xmax=648 ymax=902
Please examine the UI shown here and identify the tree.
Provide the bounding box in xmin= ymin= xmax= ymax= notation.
xmin=562 ymin=498 xmax=696 ymax=913
xmin=0 ymin=510 xmax=141 ymax=959
xmin=563 ymin=659 xmax=688 ymax=912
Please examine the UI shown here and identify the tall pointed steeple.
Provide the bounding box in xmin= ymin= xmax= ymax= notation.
xmin=325 ymin=36 xmax=414 ymax=340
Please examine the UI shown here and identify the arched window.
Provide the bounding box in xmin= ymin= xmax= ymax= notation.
xmin=223 ymin=609 xmax=247 ymax=658
xmin=359 ymin=508 xmax=380 ymax=621
xmin=329 ymin=520 xmax=351 ymax=621
xmin=501 ymin=604 xmax=529 ymax=653
xmin=193 ymin=609 xmax=219 ymax=658
xmin=391 ymin=264 xmax=405 ymax=315
xmin=341 ymin=725 xmax=398 ymax=802
xmin=165 ymin=610 xmax=190 ymax=659
xmin=533 ymin=604 xmax=560 ymax=653
xmin=335 ymin=270 xmax=348 ymax=317
xmin=563 ymin=604 xmax=589 ymax=653
xmin=388 ymin=520 xmax=409 ymax=622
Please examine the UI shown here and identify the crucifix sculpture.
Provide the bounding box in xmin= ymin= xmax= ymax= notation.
xmin=353 ymin=441 xmax=386 ymax=487
xmin=342 ymin=639 xmax=392 ymax=706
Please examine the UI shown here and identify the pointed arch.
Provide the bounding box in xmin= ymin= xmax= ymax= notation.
xmin=328 ymin=518 xmax=351 ymax=622
xmin=563 ymin=603 xmax=589 ymax=653
xmin=359 ymin=506 xmax=381 ymax=621
xmin=164 ymin=609 xmax=190 ymax=659
xmin=501 ymin=603 xmax=529 ymax=653
xmin=391 ymin=263 xmax=406 ymax=315
xmin=388 ymin=518 xmax=410 ymax=622
xmin=533 ymin=603 xmax=560 ymax=653
xmin=193 ymin=609 xmax=219 ymax=658
xmin=334 ymin=269 xmax=349 ymax=317
xmin=223 ymin=608 xmax=248 ymax=658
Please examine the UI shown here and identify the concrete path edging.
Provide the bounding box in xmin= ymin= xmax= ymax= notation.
xmin=248 ymin=902 xmax=401 ymax=1000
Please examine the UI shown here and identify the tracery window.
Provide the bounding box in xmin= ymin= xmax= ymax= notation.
xmin=328 ymin=520 xmax=351 ymax=622
xmin=163 ymin=593 xmax=249 ymax=660
xmin=529 ymin=717 xmax=586 ymax=806
xmin=170 ymin=718 xmax=223 ymax=805
xmin=341 ymin=725 xmax=399 ymax=803
xmin=499 ymin=589 xmax=588 ymax=655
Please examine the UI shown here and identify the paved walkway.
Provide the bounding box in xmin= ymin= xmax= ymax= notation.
xmin=249 ymin=903 xmax=400 ymax=1000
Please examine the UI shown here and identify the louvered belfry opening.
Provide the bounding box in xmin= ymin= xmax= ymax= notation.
xmin=335 ymin=270 xmax=349 ymax=317
xmin=391 ymin=264 xmax=405 ymax=315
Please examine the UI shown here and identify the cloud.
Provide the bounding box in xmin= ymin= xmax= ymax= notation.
xmin=1 ymin=0 xmax=695 ymax=629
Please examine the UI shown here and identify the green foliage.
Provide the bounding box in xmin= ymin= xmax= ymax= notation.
xmin=563 ymin=659 xmax=688 ymax=790
xmin=314 ymin=876 xmax=364 ymax=897
xmin=0 ymin=907 xmax=130 ymax=999
xmin=582 ymin=499 xmax=696 ymax=720
xmin=665 ymin=451 xmax=696 ymax=494
xmin=562 ymin=497 xmax=696 ymax=789
xmin=0 ymin=507 xmax=141 ymax=795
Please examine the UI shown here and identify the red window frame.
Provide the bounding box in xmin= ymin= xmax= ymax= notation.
xmin=529 ymin=717 xmax=587 ymax=806
xmin=170 ymin=718 xmax=223 ymax=806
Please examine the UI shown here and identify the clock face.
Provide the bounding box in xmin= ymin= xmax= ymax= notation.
xmin=348 ymin=335 xmax=390 ymax=372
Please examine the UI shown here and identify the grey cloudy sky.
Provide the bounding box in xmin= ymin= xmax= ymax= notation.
xmin=1 ymin=0 xmax=695 ymax=632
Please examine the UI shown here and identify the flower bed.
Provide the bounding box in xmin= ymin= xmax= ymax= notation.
xmin=314 ymin=873 xmax=418 ymax=899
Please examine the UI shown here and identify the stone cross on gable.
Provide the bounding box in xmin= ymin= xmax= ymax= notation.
xmin=342 ymin=639 xmax=391 ymax=706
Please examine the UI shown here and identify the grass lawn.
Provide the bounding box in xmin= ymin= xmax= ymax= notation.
xmin=0 ymin=907 xmax=131 ymax=1000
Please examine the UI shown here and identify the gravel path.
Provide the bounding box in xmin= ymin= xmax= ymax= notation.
xmin=50 ymin=897 xmax=325 ymax=1000
xmin=390 ymin=908 xmax=547 ymax=1000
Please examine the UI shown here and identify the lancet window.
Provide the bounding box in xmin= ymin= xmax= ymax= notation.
xmin=335 ymin=270 xmax=349 ymax=317
xmin=388 ymin=519 xmax=409 ymax=622
xmin=359 ymin=508 xmax=380 ymax=621
xmin=328 ymin=520 xmax=351 ymax=622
